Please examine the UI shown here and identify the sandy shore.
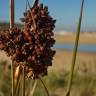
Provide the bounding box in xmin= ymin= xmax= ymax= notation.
xmin=55 ymin=33 xmax=96 ymax=44
xmin=49 ymin=49 xmax=96 ymax=76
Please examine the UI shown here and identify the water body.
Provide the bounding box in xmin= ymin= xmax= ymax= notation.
xmin=54 ymin=43 xmax=96 ymax=52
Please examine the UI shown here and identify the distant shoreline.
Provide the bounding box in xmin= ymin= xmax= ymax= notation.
xmin=55 ymin=33 xmax=96 ymax=44
xmin=54 ymin=48 xmax=96 ymax=53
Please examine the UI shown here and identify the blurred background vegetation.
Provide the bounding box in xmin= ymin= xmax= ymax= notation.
xmin=0 ymin=0 xmax=96 ymax=96
xmin=0 ymin=51 xmax=96 ymax=96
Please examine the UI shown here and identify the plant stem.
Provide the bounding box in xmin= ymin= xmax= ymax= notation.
xmin=10 ymin=0 xmax=15 ymax=95
xmin=10 ymin=0 xmax=14 ymax=29
xmin=66 ymin=0 xmax=84 ymax=96
xmin=26 ymin=0 xmax=37 ymax=30
xmin=32 ymin=0 xmax=39 ymax=8
xmin=38 ymin=76 xmax=50 ymax=96
xmin=22 ymin=67 xmax=25 ymax=96
xmin=29 ymin=80 xmax=38 ymax=96
xmin=11 ymin=64 xmax=15 ymax=96
xmin=14 ymin=73 xmax=21 ymax=96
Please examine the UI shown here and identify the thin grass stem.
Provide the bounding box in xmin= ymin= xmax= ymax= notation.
xmin=38 ymin=76 xmax=50 ymax=96
xmin=29 ymin=80 xmax=38 ymax=96
xmin=14 ymin=73 xmax=21 ymax=96
xmin=10 ymin=0 xmax=14 ymax=29
xmin=11 ymin=64 xmax=15 ymax=96
xmin=32 ymin=0 xmax=39 ymax=8
xmin=26 ymin=0 xmax=38 ymax=30
xmin=22 ymin=67 xmax=25 ymax=96
xmin=10 ymin=0 xmax=15 ymax=95
xmin=66 ymin=0 xmax=84 ymax=96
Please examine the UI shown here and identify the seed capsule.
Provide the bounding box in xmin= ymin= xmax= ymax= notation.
xmin=0 ymin=2 xmax=56 ymax=79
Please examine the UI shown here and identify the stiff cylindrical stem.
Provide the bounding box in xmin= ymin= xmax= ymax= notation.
xmin=10 ymin=0 xmax=15 ymax=95
xmin=10 ymin=0 xmax=14 ymax=29
xmin=66 ymin=0 xmax=84 ymax=96
xmin=11 ymin=64 xmax=15 ymax=96
xmin=38 ymin=76 xmax=50 ymax=96
xmin=29 ymin=80 xmax=38 ymax=96
xmin=22 ymin=67 xmax=25 ymax=96
xmin=32 ymin=0 xmax=39 ymax=8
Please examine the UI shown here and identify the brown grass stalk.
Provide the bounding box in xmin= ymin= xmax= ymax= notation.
xmin=10 ymin=0 xmax=15 ymax=96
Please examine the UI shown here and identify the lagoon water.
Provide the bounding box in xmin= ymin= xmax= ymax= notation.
xmin=54 ymin=43 xmax=96 ymax=52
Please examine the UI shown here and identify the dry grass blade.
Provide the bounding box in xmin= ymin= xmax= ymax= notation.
xmin=66 ymin=0 xmax=84 ymax=96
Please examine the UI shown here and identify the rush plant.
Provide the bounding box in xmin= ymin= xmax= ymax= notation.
xmin=0 ymin=0 xmax=56 ymax=96
xmin=66 ymin=0 xmax=84 ymax=96
xmin=0 ymin=0 xmax=85 ymax=96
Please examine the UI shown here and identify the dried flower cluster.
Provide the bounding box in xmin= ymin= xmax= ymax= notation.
xmin=0 ymin=3 xmax=56 ymax=79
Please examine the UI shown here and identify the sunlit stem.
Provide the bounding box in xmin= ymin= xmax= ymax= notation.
xmin=14 ymin=72 xmax=21 ymax=96
xmin=29 ymin=80 xmax=38 ymax=96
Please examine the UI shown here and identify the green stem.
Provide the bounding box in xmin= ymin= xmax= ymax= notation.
xmin=38 ymin=76 xmax=50 ymax=96
xmin=22 ymin=67 xmax=25 ymax=96
xmin=14 ymin=74 xmax=21 ymax=96
xmin=66 ymin=0 xmax=84 ymax=96
xmin=17 ymin=83 xmax=20 ymax=96
xmin=29 ymin=80 xmax=38 ymax=96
